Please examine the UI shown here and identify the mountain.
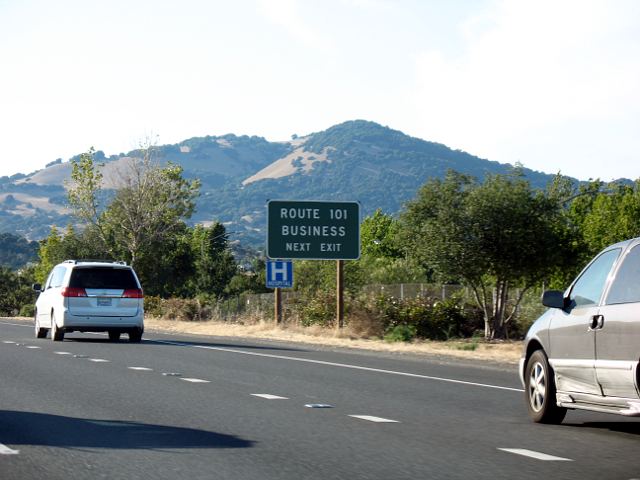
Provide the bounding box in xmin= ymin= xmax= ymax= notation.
xmin=0 ymin=120 xmax=559 ymax=245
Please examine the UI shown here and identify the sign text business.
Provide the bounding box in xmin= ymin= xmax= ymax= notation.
xmin=267 ymin=200 xmax=360 ymax=260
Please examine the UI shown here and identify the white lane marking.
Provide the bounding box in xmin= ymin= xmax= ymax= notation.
xmin=251 ymin=394 xmax=289 ymax=400
xmin=2 ymin=341 xmax=16 ymax=344
xmin=25 ymin=346 xmax=41 ymax=349
xmin=88 ymin=358 xmax=110 ymax=363
xmin=0 ymin=443 xmax=19 ymax=455
xmin=305 ymin=404 xmax=333 ymax=408
xmin=151 ymin=339 xmax=522 ymax=393
xmin=498 ymin=448 xmax=573 ymax=462
xmin=1 ymin=323 xmax=517 ymax=392
xmin=54 ymin=351 xmax=73 ymax=355
xmin=180 ymin=378 xmax=211 ymax=383
xmin=349 ymin=415 xmax=399 ymax=423
xmin=128 ymin=367 xmax=153 ymax=371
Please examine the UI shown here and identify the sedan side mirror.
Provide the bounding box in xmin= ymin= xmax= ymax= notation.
xmin=542 ymin=290 xmax=566 ymax=309
xmin=32 ymin=283 xmax=42 ymax=293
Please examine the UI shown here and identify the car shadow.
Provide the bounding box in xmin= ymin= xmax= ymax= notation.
xmin=564 ymin=421 xmax=640 ymax=436
xmin=0 ymin=410 xmax=254 ymax=450
xmin=64 ymin=335 xmax=305 ymax=352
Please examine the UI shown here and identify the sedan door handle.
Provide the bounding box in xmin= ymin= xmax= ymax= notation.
xmin=589 ymin=315 xmax=605 ymax=330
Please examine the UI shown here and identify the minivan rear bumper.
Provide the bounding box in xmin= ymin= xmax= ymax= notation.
xmin=60 ymin=310 xmax=144 ymax=331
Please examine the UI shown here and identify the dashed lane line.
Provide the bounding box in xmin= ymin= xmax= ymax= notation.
xmin=150 ymin=339 xmax=523 ymax=393
xmin=88 ymin=358 xmax=110 ymax=363
xmin=349 ymin=415 xmax=399 ymax=423
xmin=179 ymin=378 xmax=211 ymax=383
xmin=251 ymin=394 xmax=289 ymax=400
xmin=498 ymin=448 xmax=573 ymax=462
xmin=128 ymin=367 xmax=153 ymax=371
xmin=3 ymin=324 xmax=520 ymax=393
xmin=54 ymin=352 xmax=73 ymax=355
xmin=0 ymin=443 xmax=19 ymax=455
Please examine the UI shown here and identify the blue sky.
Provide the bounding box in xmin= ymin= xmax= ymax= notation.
xmin=0 ymin=0 xmax=638 ymax=181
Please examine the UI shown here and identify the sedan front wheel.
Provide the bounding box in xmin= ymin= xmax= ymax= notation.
xmin=525 ymin=350 xmax=566 ymax=424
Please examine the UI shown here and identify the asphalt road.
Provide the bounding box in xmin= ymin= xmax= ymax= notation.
xmin=1 ymin=319 xmax=639 ymax=480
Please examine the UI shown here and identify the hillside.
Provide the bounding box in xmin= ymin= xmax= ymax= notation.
xmin=0 ymin=120 xmax=559 ymax=244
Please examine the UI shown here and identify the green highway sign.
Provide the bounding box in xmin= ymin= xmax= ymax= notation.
xmin=267 ymin=200 xmax=360 ymax=260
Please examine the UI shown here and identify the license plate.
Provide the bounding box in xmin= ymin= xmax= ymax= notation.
xmin=97 ymin=298 xmax=112 ymax=307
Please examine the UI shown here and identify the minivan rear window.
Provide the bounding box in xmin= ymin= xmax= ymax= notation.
xmin=69 ymin=267 xmax=138 ymax=290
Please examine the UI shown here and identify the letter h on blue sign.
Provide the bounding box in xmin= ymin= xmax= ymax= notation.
xmin=267 ymin=260 xmax=293 ymax=288
xmin=271 ymin=261 xmax=289 ymax=282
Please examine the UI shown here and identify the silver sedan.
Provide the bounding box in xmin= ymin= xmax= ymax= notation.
xmin=520 ymin=237 xmax=640 ymax=423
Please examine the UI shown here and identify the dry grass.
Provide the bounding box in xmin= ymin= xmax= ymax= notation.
xmin=143 ymin=317 xmax=522 ymax=364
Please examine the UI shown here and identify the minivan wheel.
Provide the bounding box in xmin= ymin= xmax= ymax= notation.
xmin=129 ymin=328 xmax=143 ymax=343
xmin=108 ymin=331 xmax=121 ymax=342
xmin=34 ymin=315 xmax=48 ymax=339
xmin=525 ymin=350 xmax=566 ymax=424
xmin=51 ymin=313 xmax=65 ymax=342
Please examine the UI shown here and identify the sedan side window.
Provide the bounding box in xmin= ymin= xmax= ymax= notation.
xmin=569 ymin=248 xmax=620 ymax=308
xmin=605 ymin=244 xmax=640 ymax=305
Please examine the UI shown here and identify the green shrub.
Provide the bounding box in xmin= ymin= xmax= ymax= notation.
xmin=384 ymin=324 xmax=417 ymax=342
xmin=455 ymin=341 xmax=479 ymax=351
xmin=374 ymin=294 xmax=482 ymax=340
xmin=144 ymin=295 xmax=163 ymax=317
xmin=161 ymin=297 xmax=201 ymax=321
xmin=19 ymin=304 xmax=35 ymax=317
xmin=299 ymin=291 xmax=336 ymax=327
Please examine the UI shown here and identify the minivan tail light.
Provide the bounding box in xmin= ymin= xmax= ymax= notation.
xmin=62 ymin=287 xmax=87 ymax=297
xmin=122 ymin=289 xmax=144 ymax=299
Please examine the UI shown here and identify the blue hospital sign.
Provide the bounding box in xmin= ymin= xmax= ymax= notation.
xmin=266 ymin=260 xmax=293 ymax=289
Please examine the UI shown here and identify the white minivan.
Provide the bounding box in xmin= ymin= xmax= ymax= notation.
xmin=33 ymin=260 xmax=144 ymax=343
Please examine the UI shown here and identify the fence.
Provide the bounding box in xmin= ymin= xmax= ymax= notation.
xmin=213 ymin=291 xmax=300 ymax=321
xmin=208 ymin=283 xmax=545 ymax=332
xmin=360 ymin=283 xmax=465 ymax=300
xmin=212 ymin=284 xmax=465 ymax=321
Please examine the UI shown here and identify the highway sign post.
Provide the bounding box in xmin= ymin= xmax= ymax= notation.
xmin=265 ymin=260 xmax=293 ymax=324
xmin=266 ymin=200 xmax=361 ymax=328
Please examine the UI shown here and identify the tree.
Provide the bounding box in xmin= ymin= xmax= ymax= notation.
xmin=400 ymin=170 xmax=570 ymax=339
xmin=225 ymin=258 xmax=270 ymax=296
xmin=358 ymin=209 xmax=428 ymax=284
xmin=0 ymin=266 xmax=36 ymax=316
xmin=582 ymin=181 xmax=640 ymax=254
xmin=0 ymin=233 xmax=39 ymax=269
xmin=360 ymin=209 xmax=402 ymax=258
xmin=102 ymin=149 xmax=201 ymax=268
xmin=63 ymin=146 xmax=201 ymax=294
xmin=544 ymin=178 xmax=640 ymax=289
xmin=35 ymin=225 xmax=114 ymax=283
xmin=189 ymin=222 xmax=237 ymax=298
xmin=66 ymin=147 xmax=111 ymax=255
